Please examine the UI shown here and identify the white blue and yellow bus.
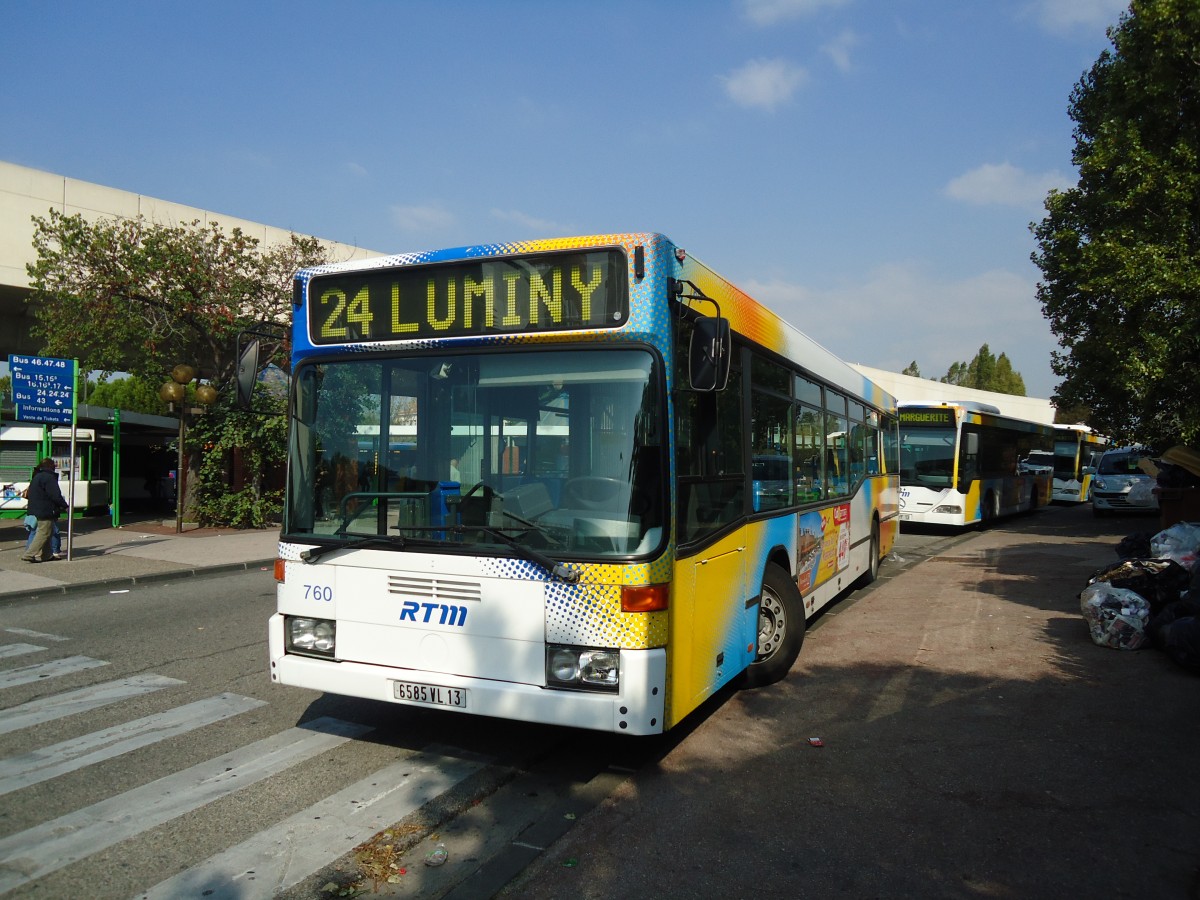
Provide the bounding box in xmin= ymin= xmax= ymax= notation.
xmin=266 ymin=233 xmax=899 ymax=734
xmin=898 ymin=402 xmax=1054 ymax=527
xmin=1027 ymin=425 xmax=1107 ymax=502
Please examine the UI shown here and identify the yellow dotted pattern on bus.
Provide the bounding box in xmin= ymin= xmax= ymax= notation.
xmin=544 ymin=557 xmax=672 ymax=649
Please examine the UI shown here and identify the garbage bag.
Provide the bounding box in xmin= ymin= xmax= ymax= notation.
xmin=1087 ymin=558 xmax=1191 ymax=613
xmin=1080 ymin=583 xmax=1152 ymax=650
xmin=1116 ymin=532 xmax=1154 ymax=559
xmin=1147 ymin=598 xmax=1200 ymax=649
xmin=1161 ymin=617 xmax=1200 ymax=671
xmin=1151 ymin=522 xmax=1200 ymax=570
xmin=1127 ymin=480 xmax=1158 ymax=507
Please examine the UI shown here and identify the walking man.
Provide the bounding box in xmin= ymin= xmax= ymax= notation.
xmin=21 ymin=459 xmax=69 ymax=563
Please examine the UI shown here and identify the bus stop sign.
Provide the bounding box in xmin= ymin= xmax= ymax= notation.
xmin=9 ymin=354 xmax=76 ymax=425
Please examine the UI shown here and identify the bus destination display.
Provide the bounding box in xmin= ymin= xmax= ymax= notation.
xmin=899 ymin=408 xmax=955 ymax=427
xmin=308 ymin=249 xmax=628 ymax=344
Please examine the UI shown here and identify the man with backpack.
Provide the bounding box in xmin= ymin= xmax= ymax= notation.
xmin=21 ymin=459 xmax=69 ymax=563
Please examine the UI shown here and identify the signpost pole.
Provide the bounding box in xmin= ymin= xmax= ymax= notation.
xmin=66 ymin=359 xmax=78 ymax=561
xmin=111 ymin=407 xmax=121 ymax=528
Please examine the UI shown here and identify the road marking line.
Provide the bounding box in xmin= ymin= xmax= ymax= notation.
xmin=0 ymin=673 xmax=185 ymax=736
xmin=136 ymin=748 xmax=487 ymax=899
xmin=0 ymin=643 xmax=45 ymax=660
xmin=0 ymin=716 xmax=372 ymax=894
xmin=0 ymin=692 xmax=266 ymax=795
xmin=2 ymin=628 xmax=69 ymax=642
xmin=0 ymin=655 xmax=108 ymax=689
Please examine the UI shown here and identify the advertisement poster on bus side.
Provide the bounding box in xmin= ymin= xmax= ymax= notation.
xmin=796 ymin=504 xmax=851 ymax=595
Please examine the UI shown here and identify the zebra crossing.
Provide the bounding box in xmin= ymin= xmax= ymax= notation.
xmin=0 ymin=627 xmax=487 ymax=898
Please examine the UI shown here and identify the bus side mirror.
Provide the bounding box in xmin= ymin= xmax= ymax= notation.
xmin=965 ymin=433 xmax=979 ymax=456
xmin=689 ymin=317 xmax=731 ymax=392
xmin=236 ymin=337 xmax=261 ymax=409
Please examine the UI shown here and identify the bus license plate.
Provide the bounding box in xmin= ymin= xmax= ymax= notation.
xmin=392 ymin=680 xmax=468 ymax=709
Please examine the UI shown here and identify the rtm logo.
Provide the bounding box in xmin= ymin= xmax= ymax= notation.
xmin=399 ymin=601 xmax=469 ymax=627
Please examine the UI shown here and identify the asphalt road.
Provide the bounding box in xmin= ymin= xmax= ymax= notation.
xmin=4 ymin=503 xmax=1192 ymax=899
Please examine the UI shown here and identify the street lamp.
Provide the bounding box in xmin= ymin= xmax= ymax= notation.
xmin=160 ymin=365 xmax=216 ymax=533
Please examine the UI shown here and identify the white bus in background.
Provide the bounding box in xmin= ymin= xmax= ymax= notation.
xmin=898 ymin=402 xmax=1054 ymax=527
xmin=1023 ymin=425 xmax=1107 ymax=503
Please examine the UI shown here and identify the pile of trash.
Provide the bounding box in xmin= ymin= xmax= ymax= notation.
xmin=1158 ymin=445 xmax=1200 ymax=493
xmin=1081 ymin=520 xmax=1200 ymax=667
xmin=1080 ymin=444 xmax=1200 ymax=668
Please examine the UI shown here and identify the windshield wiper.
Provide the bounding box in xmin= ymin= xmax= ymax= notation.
xmin=456 ymin=524 xmax=579 ymax=584
xmin=300 ymin=533 xmax=406 ymax=563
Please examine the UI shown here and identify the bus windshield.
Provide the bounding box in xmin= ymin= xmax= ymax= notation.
xmin=284 ymin=348 xmax=665 ymax=559
xmin=899 ymin=426 xmax=956 ymax=487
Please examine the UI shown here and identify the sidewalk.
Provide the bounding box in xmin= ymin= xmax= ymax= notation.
xmin=0 ymin=515 xmax=280 ymax=600
xmin=501 ymin=504 xmax=1200 ymax=898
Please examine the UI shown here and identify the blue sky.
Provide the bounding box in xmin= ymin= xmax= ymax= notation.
xmin=2 ymin=0 xmax=1130 ymax=399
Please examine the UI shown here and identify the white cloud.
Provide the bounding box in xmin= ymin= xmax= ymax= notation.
xmin=821 ymin=29 xmax=860 ymax=73
xmin=742 ymin=0 xmax=851 ymax=26
xmin=721 ymin=58 xmax=809 ymax=111
xmin=1026 ymin=0 xmax=1126 ymax=34
xmin=346 ymin=162 xmax=368 ymax=177
xmin=390 ymin=203 xmax=455 ymax=232
xmin=745 ymin=262 xmax=1059 ymax=398
xmin=489 ymin=208 xmax=574 ymax=236
xmin=943 ymin=162 xmax=1070 ymax=210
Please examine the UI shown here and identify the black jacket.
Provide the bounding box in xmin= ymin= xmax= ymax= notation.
xmin=27 ymin=470 xmax=68 ymax=520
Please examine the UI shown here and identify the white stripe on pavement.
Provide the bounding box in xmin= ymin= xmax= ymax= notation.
xmin=0 ymin=673 xmax=185 ymax=736
xmin=0 ymin=716 xmax=372 ymax=894
xmin=0 ymin=655 xmax=108 ymax=688
xmin=2 ymin=628 xmax=69 ymax=642
xmin=0 ymin=643 xmax=45 ymax=660
xmin=0 ymin=692 xmax=266 ymax=796
xmin=136 ymin=748 xmax=487 ymax=899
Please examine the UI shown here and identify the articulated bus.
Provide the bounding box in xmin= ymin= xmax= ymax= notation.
xmin=266 ymin=232 xmax=900 ymax=734
xmin=898 ymin=402 xmax=1053 ymax=527
xmin=1023 ymin=425 xmax=1107 ymax=502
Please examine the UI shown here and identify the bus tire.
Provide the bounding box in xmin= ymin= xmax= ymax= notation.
xmin=981 ymin=490 xmax=999 ymax=526
xmin=741 ymin=563 xmax=805 ymax=688
xmin=854 ymin=518 xmax=881 ymax=588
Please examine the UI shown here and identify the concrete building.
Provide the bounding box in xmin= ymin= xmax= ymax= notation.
xmin=0 ymin=160 xmax=382 ymax=359
xmin=851 ymin=364 xmax=1056 ymax=425
xmin=0 ymin=160 xmax=384 ymax=520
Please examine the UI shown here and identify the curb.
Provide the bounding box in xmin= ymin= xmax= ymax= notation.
xmin=0 ymin=558 xmax=278 ymax=604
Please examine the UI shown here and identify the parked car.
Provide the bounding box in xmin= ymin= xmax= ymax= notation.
xmin=1092 ymin=447 xmax=1159 ymax=515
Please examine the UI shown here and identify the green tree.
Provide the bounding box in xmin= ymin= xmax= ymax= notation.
xmin=1054 ymin=401 xmax=1092 ymax=426
xmin=188 ymin=388 xmax=288 ymax=528
xmin=901 ymin=360 xmax=921 ymax=378
xmin=1032 ymin=0 xmax=1200 ymax=449
xmin=86 ymin=375 xmax=169 ymax=415
xmin=25 ymin=211 xmax=332 ymax=526
xmin=939 ymin=345 xmax=1027 ymax=395
xmin=26 ymin=210 xmax=327 ymax=384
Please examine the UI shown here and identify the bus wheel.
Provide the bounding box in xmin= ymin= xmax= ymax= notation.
xmin=741 ymin=563 xmax=805 ymax=688
xmin=855 ymin=518 xmax=881 ymax=588
xmin=981 ymin=491 xmax=999 ymax=525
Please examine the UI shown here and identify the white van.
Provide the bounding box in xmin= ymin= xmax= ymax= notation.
xmin=1092 ymin=447 xmax=1158 ymax=515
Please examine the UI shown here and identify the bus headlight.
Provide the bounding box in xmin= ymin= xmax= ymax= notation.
xmin=933 ymin=504 xmax=962 ymax=514
xmin=286 ymin=616 xmax=336 ymax=658
xmin=546 ymin=645 xmax=619 ymax=692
